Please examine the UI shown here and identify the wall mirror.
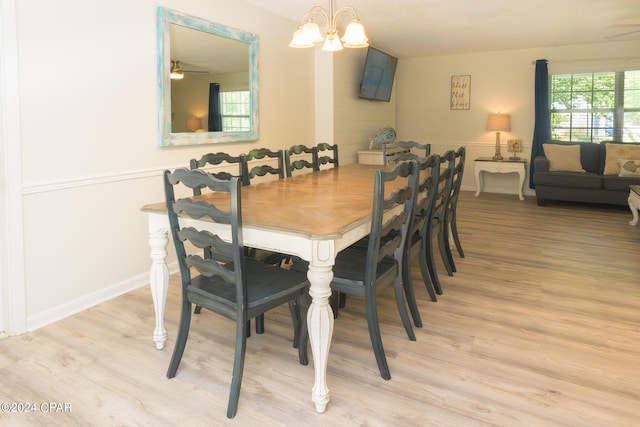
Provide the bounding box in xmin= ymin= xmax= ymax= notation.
xmin=157 ymin=7 xmax=259 ymax=146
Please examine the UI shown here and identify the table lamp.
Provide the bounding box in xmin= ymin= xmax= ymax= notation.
xmin=486 ymin=113 xmax=511 ymax=160
xmin=186 ymin=117 xmax=203 ymax=132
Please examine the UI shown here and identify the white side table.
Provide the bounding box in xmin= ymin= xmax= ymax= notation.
xmin=628 ymin=185 xmax=640 ymax=226
xmin=474 ymin=157 xmax=526 ymax=201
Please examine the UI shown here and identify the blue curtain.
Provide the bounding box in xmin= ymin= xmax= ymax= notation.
xmin=529 ymin=59 xmax=551 ymax=189
xmin=208 ymin=83 xmax=222 ymax=132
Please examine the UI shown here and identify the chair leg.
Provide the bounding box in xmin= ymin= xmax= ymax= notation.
xmin=338 ymin=292 xmax=347 ymax=308
xmin=288 ymin=300 xmax=300 ymax=348
xmin=451 ymin=209 xmax=465 ymax=258
xmin=418 ymin=243 xmax=438 ymax=302
xmin=438 ymin=222 xmax=454 ymax=277
xmin=255 ymin=314 xmax=264 ymax=334
xmin=393 ymin=276 xmax=416 ymax=341
xmin=444 ymin=214 xmax=457 ymax=273
xmin=226 ymin=314 xmax=248 ymax=419
xmin=167 ymin=300 xmax=193 ymax=378
xmin=425 ymin=227 xmax=443 ymax=295
xmin=364 ymin=290 xmax=391 ymax=380
xmin=402 ymin=253 xmax=423 ymax=327
xmin=296 ymin=293 xmax=309 ymax=366
xmin=194 ymin=305 xmax=202 ymax=314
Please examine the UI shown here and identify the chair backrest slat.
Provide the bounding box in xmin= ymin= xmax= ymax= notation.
xmin=190 ymin=152 xmax=248 ymax=194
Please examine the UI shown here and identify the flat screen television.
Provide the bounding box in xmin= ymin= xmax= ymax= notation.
xmin=358 ymin=47 xmax=398 ymax=102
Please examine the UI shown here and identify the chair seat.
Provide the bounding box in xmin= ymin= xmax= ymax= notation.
xmin=189 ymin=258 xmax=309 ymax=317
xmin=330 ymin=248 xmax=398 ymax=297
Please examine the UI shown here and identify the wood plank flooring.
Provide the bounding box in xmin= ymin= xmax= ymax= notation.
xmin=1 ymin=191 xmax=639 ymax=426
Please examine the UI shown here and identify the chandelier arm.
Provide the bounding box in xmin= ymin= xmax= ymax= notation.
xmin=332 ymin=7 xmax=358 ymax=32
xmin=300 ymin=6 xmax=330 ymax=27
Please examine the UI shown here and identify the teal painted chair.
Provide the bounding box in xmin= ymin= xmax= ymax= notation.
xmin=164 ymin=168 xmax=309 ymax=419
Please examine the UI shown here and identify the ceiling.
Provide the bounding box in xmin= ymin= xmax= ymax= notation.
xmin=241 ymin=0 xmax=640 ymax=58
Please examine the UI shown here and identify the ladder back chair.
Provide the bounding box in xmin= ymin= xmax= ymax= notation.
xmin=444 ymin=146 xmax=466 ymax=272
xmin=310 ymin=160 xmax=419 ymax=380
xmin=285 ymin=144 xmax=319 ymax=177
xmin=424 ymin=150 xmax=456 ymax=295
xmin=383 ymin=140 xmax=431 ymax=165
xmin=189 ymin=152 xmax=249 ymax=195
xmin=245 ymin=148 xmax=285 ymax=183
xmin=316 ymin=142 xmax=339 ymax=169
xmin=401 ymin=155 xmax=441 ymax=329
xmin=163 ymin=168 xmax=309 ymax=419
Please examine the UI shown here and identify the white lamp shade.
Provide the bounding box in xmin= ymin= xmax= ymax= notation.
xmin=486 ymin=113 xmax=511 ymax=131
xmin=322 ymin=33 xmax=343 ymax=51
xmin=289 ymin=27 xmax=314 ymax=48
xmin=186 ymin=117 xmax=202 ymax=132
xmin=302 ymin=20 xmax=324 ymax=43
xmin=342 ymin=20 xmax=368 ymax=48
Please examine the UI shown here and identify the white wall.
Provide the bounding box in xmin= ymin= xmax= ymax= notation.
xmin=11 ymin=0 xmax=315 ymax=331
xmin=396 ymin=40 xmax=640 ymax=197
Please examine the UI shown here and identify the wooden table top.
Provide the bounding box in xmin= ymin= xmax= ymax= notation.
xmin=142 ymin=164 xmax=401 ymax=240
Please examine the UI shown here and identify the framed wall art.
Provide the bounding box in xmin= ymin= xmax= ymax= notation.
xmin=450 ymin=75 xmax=471 ymax=110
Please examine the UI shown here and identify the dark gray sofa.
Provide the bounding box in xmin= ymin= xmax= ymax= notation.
xmin=533 ymin=141 xmax=640 ymax=206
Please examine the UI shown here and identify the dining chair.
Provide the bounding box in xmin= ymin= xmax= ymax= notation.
xmin=401 ymin=154 xmax=441 ymax=329
xmin=316 ymin=142 xmax=339 ymax=169
xmin=189 ymin=152 xmax=249 ymax=194
xmin=304 ymin=160 xmax=419 ymax=380
xmin=285 ymin=144 xmax=319 ymax=177
xmin=245 ymin=147 xmax=285 ymax=183
xmin=424 ymin=150 xmax=456 ymax=295
xmin=383 ymin=140 xmax=431 ymax=165
xmin=446 ymin=146 xmax=466 ymax=268
xmin=163 ymin=168 xmax=309 ymax=419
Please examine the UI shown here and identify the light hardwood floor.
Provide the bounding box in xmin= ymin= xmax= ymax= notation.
xmin=1 ymin=191 xmax=639 ymax=426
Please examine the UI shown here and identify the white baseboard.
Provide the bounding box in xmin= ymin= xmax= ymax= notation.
xmin=26 ymin=261 xmax=179 ymax=332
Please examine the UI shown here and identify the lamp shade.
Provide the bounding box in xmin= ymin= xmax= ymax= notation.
xmin=186 ymin=117 xmax=202 ymax=132
xmin=486 ymin=113 xmax=511 ymax=132
xmin=342 ymin=20 xmax=368 ymax=48
xmin=322 ymin=33 xmax=343 ymax=51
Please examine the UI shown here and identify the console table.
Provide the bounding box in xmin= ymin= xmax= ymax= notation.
xmin=474 ymin=157 xmax=526 ymax=201
xmin=629 ymin=185 xmax=640 ymax=226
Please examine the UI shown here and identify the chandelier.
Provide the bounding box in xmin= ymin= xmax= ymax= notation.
xmin=289 ymin=0 xmax=369 ymax=52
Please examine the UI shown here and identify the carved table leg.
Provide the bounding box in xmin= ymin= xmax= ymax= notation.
xmin=628 ymin=194 xmax=639 ymax=226
xmin=474 ymin=168 xmax=482 ymax=197
xmin=306 ymin=261 xmax=334 ymax=413
xmin=517 ymin=168 xmax=525 ymax=201
xmin=149 ymin=228 xmax=169 ymax=349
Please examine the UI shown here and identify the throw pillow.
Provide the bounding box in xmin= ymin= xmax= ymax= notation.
xmin=543 ymin=144 xmax=584 ymax=172
xmin=618 ymin=158 xmax=640 ymax=177
xmin=604 ymin=143 xmax=640 ymax=175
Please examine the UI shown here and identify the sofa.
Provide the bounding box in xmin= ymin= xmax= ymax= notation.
xmin=533 ymin=140 xmax=640 ymax=206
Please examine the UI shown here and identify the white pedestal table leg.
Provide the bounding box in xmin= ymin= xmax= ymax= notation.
xmin=306 ymin=263 xmax=334 ymax=413
xmin=148 ymin=228 xmax=169 ymax=350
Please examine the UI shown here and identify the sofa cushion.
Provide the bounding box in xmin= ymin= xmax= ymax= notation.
xmin=579 ymin=142 xmax=603 ymax=173
xmin=534 ymin=171 xmax=603 ymax=189
xmin=543 ymin=143 xmax=585 ymax=172
xmin=603 ymin=142 xmax=640 ymax=174
xmin=603 ymin=174 xmax=640 ymax=191
xmin=618 ymin=159 xmax=640 ymax=177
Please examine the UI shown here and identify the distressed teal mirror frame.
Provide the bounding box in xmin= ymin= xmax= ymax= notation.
xmin=157 ymin=7 xmax=259 ymax=146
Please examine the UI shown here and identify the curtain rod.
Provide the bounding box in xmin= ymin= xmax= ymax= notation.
xmin=531 ymin=56 xmax=640 ymax=65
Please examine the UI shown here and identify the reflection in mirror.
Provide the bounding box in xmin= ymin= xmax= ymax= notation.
xmin=157 ymin=7 xmax=259 ymax=146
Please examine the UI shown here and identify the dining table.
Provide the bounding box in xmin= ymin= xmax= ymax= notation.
xmin=141 ymin=162 xmax=401 ymax=413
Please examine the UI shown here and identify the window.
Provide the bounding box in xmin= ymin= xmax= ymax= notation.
xmin=220 ymin=91 xmax=251 ymax=132
xmin=550 ymin=70 xmax=640 ymax=143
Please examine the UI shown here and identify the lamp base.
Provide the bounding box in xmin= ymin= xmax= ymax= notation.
xmin=492 ymin=132 xmax=503 ymax=160
xmin=492 ymin=153 xmax=503 ymax=160
xmin=509 ymin=156 xmax=521 ymax=160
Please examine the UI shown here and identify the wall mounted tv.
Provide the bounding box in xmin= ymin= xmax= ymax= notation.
xmin=358 ymin=46 xmax=398 ymax=102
